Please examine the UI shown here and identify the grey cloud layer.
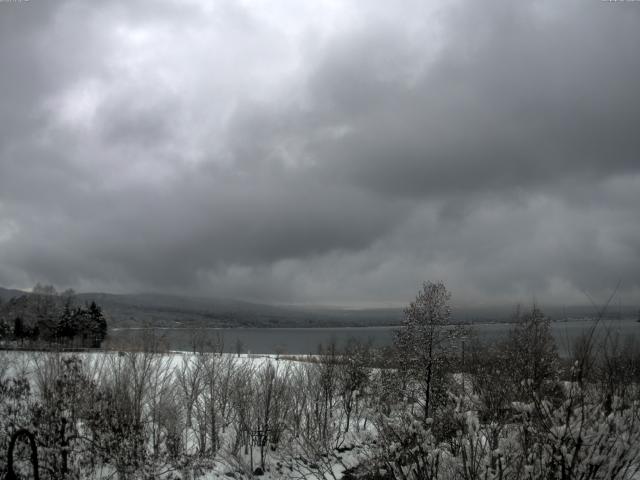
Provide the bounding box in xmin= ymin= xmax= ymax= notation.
xmin=0 ymin=0 xmax=639 ymax=306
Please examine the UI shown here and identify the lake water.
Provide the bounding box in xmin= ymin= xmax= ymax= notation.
xmin=108 ymin=318 xmax=640 ymax=356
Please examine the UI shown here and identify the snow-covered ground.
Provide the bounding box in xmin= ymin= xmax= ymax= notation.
xmin=0 ymin=349 xmax=375 ymax=479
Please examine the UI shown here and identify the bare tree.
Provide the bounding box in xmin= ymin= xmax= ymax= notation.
xmin=337 ymin=338 xmax=371 ymax=435
xmin=394 ymin=281 xmax=462 ymax=423
xmin=505 ymin=304 xmax=559 ymax=400
xmin=252 ymin=360 xmax=291 ymax=471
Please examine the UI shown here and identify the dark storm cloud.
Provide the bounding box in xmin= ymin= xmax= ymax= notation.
xmin=0 ymin=0 xmax=639 ymax=306
xmin=307 ymin=1 xmax=640 ymax=198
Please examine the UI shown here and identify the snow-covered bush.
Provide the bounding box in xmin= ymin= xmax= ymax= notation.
xmin=371 ymin=406 xmax=445 ymax=480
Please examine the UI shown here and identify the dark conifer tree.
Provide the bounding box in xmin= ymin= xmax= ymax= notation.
xmin=57 ymin=304 xmax=80 ymax=343
xmin=88 ymin=301 xmax=107 ymax=348
xmin=13 ymin=316 xmax=25 ymax=343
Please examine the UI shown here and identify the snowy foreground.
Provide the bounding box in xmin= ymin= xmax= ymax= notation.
xmin=1 ymin=349 xmax=375 ymax=480
xmin=2 ymin=346 xmax=640 ymax=480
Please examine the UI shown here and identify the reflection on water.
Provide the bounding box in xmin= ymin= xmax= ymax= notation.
xmin=109 ymin=318 xmax=639 ymax=356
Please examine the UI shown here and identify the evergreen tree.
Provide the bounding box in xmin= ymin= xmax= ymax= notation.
xmin=57 ymin=304 xmax=80 ymax=343
xmin=0 ymin=321 xmax=9 ymax=340
xmin=76 ymin=306 xmax=93 ymax=346
xmin=13 ymin=316 xmax=26 ymax=343
xmin=88 ymin=301 xmax=107 ymax=348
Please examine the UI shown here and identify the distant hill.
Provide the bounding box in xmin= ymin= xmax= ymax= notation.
xmin=2 ymin=287 xmax=401 ymax=328
xmin=72 ymin=292 xmax=403 ymax=328
xmin=1 ymin=286 xmax=636 ymax=329
xmin=0 ymin=286 xmax=27 ymax=302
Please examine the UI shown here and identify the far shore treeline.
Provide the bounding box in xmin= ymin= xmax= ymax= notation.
xmin=0 ymin=283 xmax=107 ymax=348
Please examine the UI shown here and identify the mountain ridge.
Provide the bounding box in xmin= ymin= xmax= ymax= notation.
xmin=1 ymin=286 xmax=636 ymax=328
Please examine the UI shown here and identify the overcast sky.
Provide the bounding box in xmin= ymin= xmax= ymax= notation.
xmin=0 ymin=0 xmax=639 ymax=307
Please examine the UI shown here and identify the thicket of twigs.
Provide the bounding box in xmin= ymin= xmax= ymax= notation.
xmin=1 ymin=281 xmax=639 ymax=480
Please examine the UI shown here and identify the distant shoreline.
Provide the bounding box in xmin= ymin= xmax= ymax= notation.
xmin=110 ymin=316 xmax=637 ymax=331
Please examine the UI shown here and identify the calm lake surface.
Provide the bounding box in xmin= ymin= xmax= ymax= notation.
xmin=109 ymin=318 xmax=640 ymax=356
